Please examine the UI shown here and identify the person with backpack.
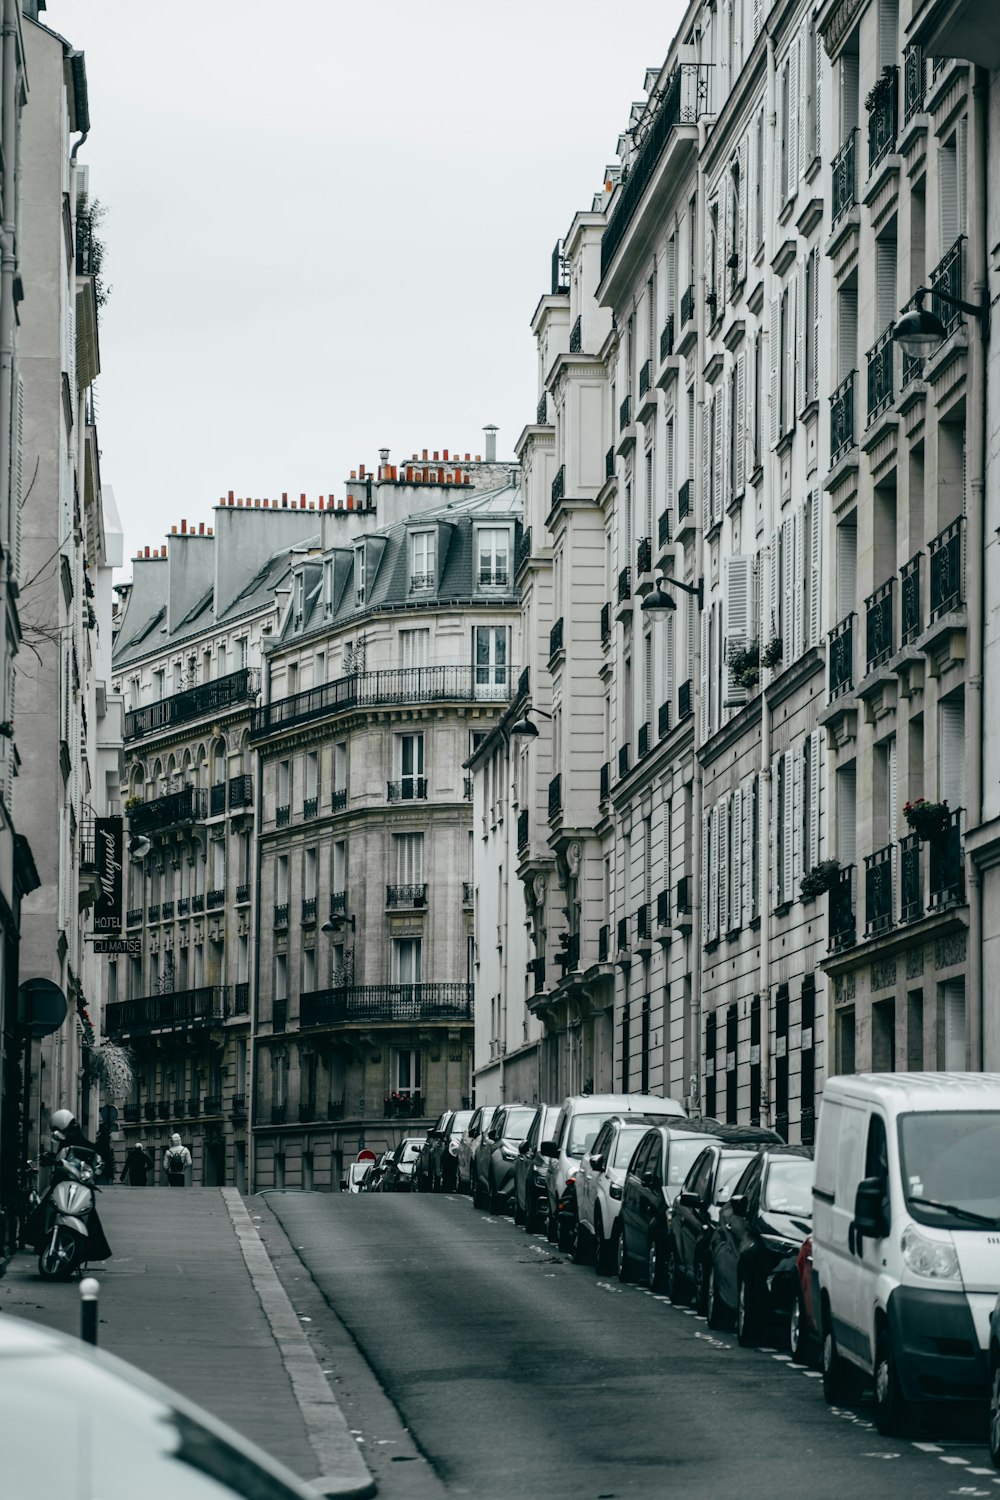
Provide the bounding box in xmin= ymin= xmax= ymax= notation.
xmin=164 ymin=1134 xmax=192 ymax=1186
xmin=120 ymin=1141 xmax=154 ymax=1186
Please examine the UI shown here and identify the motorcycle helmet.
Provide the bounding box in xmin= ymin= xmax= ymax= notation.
xmin=50 ymin=1109 xmax=76 ymax=1134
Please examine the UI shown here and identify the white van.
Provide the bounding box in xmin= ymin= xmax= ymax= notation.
xmin=811 ymin=1071 xmax=1000 ymax=1436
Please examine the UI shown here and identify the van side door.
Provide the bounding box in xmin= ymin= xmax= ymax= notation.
xmin=823 ymin=1099 xmax=869 ymax=1366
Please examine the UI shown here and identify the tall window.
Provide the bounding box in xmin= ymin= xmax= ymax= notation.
xmin=353 ymin=545 xmax=366 ymax=604
xmin=477 ymin=528 xmax=510 ymax=586
xmin=410 ymin=531 xmax=436 ymax=591
xmin=393 ymin=938 xmax=422 ymax=985
xmin=397 ymin=733 xmax=424 ymax=798
xmin=395 ymin=832 xmax=424 ymax=884
xmin=400 ymin=628 xmax=430 ymax=668
xmin=473 ymin=626 xmax=509 ymax=698
xmin=393 ymin=1048 xmax=422 ymax=1097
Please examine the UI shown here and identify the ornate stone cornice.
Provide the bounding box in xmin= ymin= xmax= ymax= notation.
xmin=818 ymin=0 xmax=866 ymax=60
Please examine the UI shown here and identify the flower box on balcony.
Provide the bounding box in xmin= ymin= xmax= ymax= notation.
xmin=800 ymin=859 xmax=841 ymax=902
xmin=903 ymin=798 xmax=950 ymax=842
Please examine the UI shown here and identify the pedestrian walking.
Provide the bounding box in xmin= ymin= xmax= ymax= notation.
xmin=164 ymin=1133 xmax=192 ymax=1187
xmin=95 ymin=1123 xmax=115 ymax=1185
xmin=120 ymin=1141 xmax=154 ymax=1186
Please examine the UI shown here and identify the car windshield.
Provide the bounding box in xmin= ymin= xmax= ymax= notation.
xmin=503 ymin=1108 xmax=536 ymax=1142
xmin=567 ymin=1113 xmax=611 ymax=1157
xmin=402 ymin=1141 xmax=423 ymax=1159
xmin=715 ymin=1153 xmax=753 ymax=1203
xmin=898 ymin=1110 xmax=1000 ymax=1230
xmin=613 ymin=1125 xmax=651 ymax=1168
xmin=449 ymin=1111 xmax=473 ymax=1137
xmin=666 ymin=1136 xmax=711 ymax=1186
xmin=763 ymin=1158 xmax=815 ymax=1215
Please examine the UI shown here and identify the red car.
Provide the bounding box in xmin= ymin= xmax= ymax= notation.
xmin=786 ymin=1234 xmax=818 ymax=1363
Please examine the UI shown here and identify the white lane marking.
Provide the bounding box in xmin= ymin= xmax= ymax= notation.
xmin=940 ymin=1457 xmax=971 ymax=1465
xmin=771 ymin=1353 xmax=793 ymax=1362
xmin=913 ymin=1444 xmax=944 ymax=1452
xmin=802 ymin=1370 xmax=823 ymax=1378
xmin=969 ymin=1470 xmax=997 ymax=1476
xmin=863 ymin=1452 xmax=901 ymax=1460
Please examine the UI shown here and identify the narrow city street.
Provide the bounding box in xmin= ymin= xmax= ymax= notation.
xmin=261 ymin=1191 xmax=997 ymax=1500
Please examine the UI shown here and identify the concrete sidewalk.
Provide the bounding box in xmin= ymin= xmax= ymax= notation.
xmin=0 ymin=1185 xmax=374 ymax=1497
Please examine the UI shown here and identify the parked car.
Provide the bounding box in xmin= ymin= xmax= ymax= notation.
xmin=785 ymin=1233 xmax=818 ymax=1364
xmin=615 ymin=1121 xmax=723 ymax=1286
xmin=341 ymin=1161 xmax=372 ymax=1193
xmin=812 ymin=1071 xmax=1000 ymax=1436
xmin=541 ymin=1092 xmax=686 ymax=1252
xmin=472 ymin=1104 xmax=536 ymax=1213
xmin=428 ymin=1108 xmax=473 ymax=1192
xmin=708 ymin=1144 xmax=814 ymax=1343
xmin=362 ymin=1151 xmax=393 ymax=1192
xmin=415 ymin=1111 xmax=454 ymax=1191
xmin=575 ymin=1116 xmax=679 ymax=1273
xmin=666 ymin=1127 xmax=783 ymax=1309
xmin=456 ymin=1104 xmax=497 ymax=1194
xmin=380 ymin=1136 xmax=426 ymax=1192
xmin=989 ymin=1292 xmax=1000 ymax=1468
xmin=513 ymin=1104 xmax=559 ymax=1233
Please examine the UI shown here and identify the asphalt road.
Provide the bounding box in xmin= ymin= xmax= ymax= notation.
xmin=262 ymin=1189 xmax=997 ymax=1500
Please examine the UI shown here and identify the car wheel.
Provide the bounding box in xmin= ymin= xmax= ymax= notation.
xmin=594 ymin=1213 xmax=611 ymax=1276
xmin=488 ymin=1174 xmax=505 ymax=1217
xmin=616 ymin=1228 xmax=632 ymax=1283
xmin=546 ymin=1211 xmax=557 ymax=1243
xmin=513 ymin=1191 xmax=525 ymax=1227
xmin=789 ymin=1291 xmax=809 ymax=1364
xmin=571 ymin=1223 xmax=590 ymax=1264
xmin=736 ymin=1275 xmax=756 ymax=1345
xmin=557 ymin=1216 xmax=574 ymax=1254
xmin=989 ymin=1357 xmax=1000 ymax=1469
xmin=706 ymin=1265 xmax=727 ymax=1329
xmin=471 ymin=1172 xmax=483 ymax=1208
xmin=694 ymin=1257 xmax=710 ymax=1315
xmin=648 ymin=1239 xmax=666 ymax=1292
xmin=874 ymin=1324 xmax=918 ymax=1437
xmin=821 ymin=1309 xmax=857 ymax=1406
xmin=665 ymin=1247 xmax=687 ymax=1306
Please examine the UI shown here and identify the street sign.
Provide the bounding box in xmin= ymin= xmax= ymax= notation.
xmin=357 ymin=1149 xmax=377 ymax=1163
xmin=92 ymin=937 xmax=142 ymax=955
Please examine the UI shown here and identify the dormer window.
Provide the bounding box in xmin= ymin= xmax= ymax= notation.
xmin=476 ymin=527 xmax=511 ymax=589
xmin=410 ymin=530 xmax=436 ymax=593
xmin=353 ymin=545 xmax=366 ymax=605
xmin=323 ymin=559 xmax=335 ymax=614
xmin=293 ymin=571 xmax=305 ymax=624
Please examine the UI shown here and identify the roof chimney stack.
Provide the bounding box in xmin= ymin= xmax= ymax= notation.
xmin=483 ymin=424 xmax=499 ymax=462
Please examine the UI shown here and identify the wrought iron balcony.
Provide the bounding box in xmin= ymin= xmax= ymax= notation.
xmin=930 ymin=237 xmax=965 ymax=338
xmin=537 ymin=392 xmax=547 ymax=424
xmin=656 ymin=889 xmax=670 ymax=926
xmin=867 ymin=66 xmax=898 ymax=174
xmin=517 ymin=809 xmax=529 ymax=851
xmin=660 ymin=316 xmax=674 ymax=361
xmin=229 ymin=773 xmax=253 ymax=809
xmin=161 ymin=900 xmax=174 ymax=920
xmin=233 ymin=983 xmax=250 ymax=1015
xmin=203 ymin=1095 xmax=222 ymax=1115
xmin=126 ymin=907 xmax=142 ymax=927
xmin=639 ymin=359 xmax=651 ymax=399
xmin=386 ymin=884 xmax=427 ymax=908
xmin=558 ymin=932 xmax=580 ymax=974
xmin=105 ymin=985 xmax=230 ymax=1037
xmin=123 ymin=1104 xmax=140 ymax=1123
xmin=865 ymin=578 xmax=895 ymax=671
xmin=271 ymin=1104 xmax=287 ymax=1125
xmin=551 ymin=465 xmax=566 ymax=505
xmin=300 ymin=982 xmax=473 ymax=1029
xmin=188 ymin=1096 xmax=201 ymax=1116
xmin=191 ymin=894 xmax=204 ymax=913
xmin=658 ymin=509 xmax=670 ymax=547
xmin=616 ymin=916 xmax=629 ymax=953
xmin=677 ymin=477 xmax=692 ymax=521
xmin=636 ymin=903 xmax=651 ymax=942
xmin=680 ymin=284 xmax=695 ymax=327
xmin=830 ymin=371 xmax=856 ymax=466
xmin=549 ymin=616 xmax=564 ymax=660
xmin=252 ymin=665 xmax=518 ymax=737
xmin=620 ymin=394 xmax=632 ymax=432
xmin=207 ymin=889 xmax=224 ymax=909
xmin=515 ymin=526 xmax=532 ymax=574
xmin=410 ymin=571 xmax=435 ymax=593
xmin=210 ymin=783 xmax=226 ymax=816
xmin=231 ymin=1094 xmax=247 ymax=1115
xmin=864 ymin=844 xmax=894 ymax=937
xmin=617 ymin=566 xmax=632 ymax=604
xmin=387 ymin=777 xmax=428 ymax=802
xmin=637 ymin=536 xmax=652 ymax=576
xmin=569 ymin=315 xmax=582 ymax=353
xmin=548 ymin=773 xmax=562 ymax=819
xmin=276 ymin=804 xmax=291 ymax=827
xmin=929 ymin=808 xmax=964 ymax=908
xmin=600 ymin=762 xmax=610 ymax=803
xmin=332 ymin=787 xmax=347 ymax=811
xmin=529 ymin=957 xmax=546 ymax=995
xmin=618 ymin=743 xmax=631 ymax=779
xmin=900 ymin=554 xmax=922 ymax=645
xmin=900 ymin=833 xmax=923 ymax=923
xmin=301 ymin=896 xmax=317 ymax=923
xmin=462 ymin=881 xmax=473 ymax=906
xmin=638 ymin=722 xmax=651 ymax=759
xmin=331 ymin=890 xmax=347 ymax=914
xmin=236 ymin=884 xmax=250 ymax=904
xmin=148 ymin=904 xmax=160 ymax=922
xmin=173 ymin=1100 xmax=186 ymax=1119
xmin=829 ymin=614 xmax=855 ymax=700
xmin=177 ymin=897 xmax=190 ymax=915
xmin=676 ymin=876 xmax=692 ymax=914
xmin=678 ymin=679 xmax=693 ymax=721
xmin=124 ymin=668 xmax=260 ymax=742
xmin=601 ymin=602 xmax=611 ymax=644
xmin=274 ymin=904 xmax=289 ymax=928
xmin=128 ymin=785 xmax=208 ymax=836
xmin=831 ymin=130 xmax=857 ymax=225
xmin=606 ymin=447 xmax=615 ymax=482
xmin=464 ymin=775 xmax=474 ymax=801
xmin=658 ymin=701 xmax=671 ymax=738
xmin=929 ymin=516 xmax=964 ymax=619
xmin=157 ymin=1102 xmax=169 ymax=1119
xmin=903 ymin=43 xmax=925 ymax=123
xmin=598 ymin=925 xmax=609 ymax=962
xmin=828 ymin=865 xmax=856 ymax=953
xmin=867 ymin=327 xmax=894 ymax=425
xmin=303 ymin=797 xmax=318 ymax=819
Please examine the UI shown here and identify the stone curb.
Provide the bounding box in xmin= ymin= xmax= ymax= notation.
xmin=220 ymin=1188 xmax=377 ymax=1500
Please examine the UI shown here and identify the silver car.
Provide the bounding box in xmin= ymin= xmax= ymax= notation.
xmin=471 ymin=1104 xmax=536 ymax=1213
xmin=456 ymin=1103 xmax=497 ymax=1194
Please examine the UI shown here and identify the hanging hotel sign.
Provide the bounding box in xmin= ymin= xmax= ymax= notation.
xmin=92 ymin=936 xmax=142 ymax=955
xmin=94 ymin=816 xmax=124 ymax=933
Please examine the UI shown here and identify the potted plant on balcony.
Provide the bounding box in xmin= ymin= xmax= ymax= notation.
xmin=123 ymin=794 xmax=142 ymax=813
xmin=800 ymin=859 xmax=841 ymax=902
xmin=761 ymin=637 xmax=783 ymax=670
xmin=904 ymin=797 xmax=950 ymax=842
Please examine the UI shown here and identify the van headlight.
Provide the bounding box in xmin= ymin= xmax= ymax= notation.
xmin=901 ymin=1224 xmax=960 ymax=1280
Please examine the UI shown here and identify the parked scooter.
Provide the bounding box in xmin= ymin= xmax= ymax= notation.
xmin=27 ymin=1110 xmax=113 ymax=1279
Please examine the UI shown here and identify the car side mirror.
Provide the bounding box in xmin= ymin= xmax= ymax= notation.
xmin=339 ymin=1179 xmax=347 ymax=1191
xmin=539 ymin=1140 xmax=557 ymax=1158
xmin=728 ymin=1193 xmax=748 ymax=1217
xmin=518 ymin=1140 xmax=531 ymax=1156
xmin=590 ymin=1153 xmax=606 ymax=1173
xmin=677 ymin=1189 xmax=698 ymax=1208
xmin=641 ymin=1168 xmax=655 ymax=1187
xmin=853 ymin=1176 xmax=887 ymax=1239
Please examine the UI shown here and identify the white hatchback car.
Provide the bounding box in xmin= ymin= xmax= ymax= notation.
xmin=574 ymin=1115 xmax=666 ymax=1273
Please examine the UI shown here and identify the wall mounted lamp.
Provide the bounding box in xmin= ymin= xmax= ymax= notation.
xmin=641 ymin=575 xmax=704 ymax=619
xmin=509 ymin=706 xmax=554 ymax=740
xmin=892 ymin=283 xmax=988 ymax=361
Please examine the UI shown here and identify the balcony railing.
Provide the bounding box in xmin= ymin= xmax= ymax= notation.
xmin=301 ymin=896 xmax=317 ymax=923
xmin=386 ymin=884 xmax=427 ymax=908
xmin=830 ymin=371 xmax=856 ymax=466
xmin=620 ymin=394 xmax=632 ymax=432
xmin=124 ymin=668 xmax=260 ymax=741
xmin=656 ymin=889 xmax=670 ymax=926
xmin=207 ymin=889 xmax=224 ymax=909
xmin=829 ymin=614 xmax=855 ymax=700
xmin=660 ymin=316 xmax=674 ymax=361
xmin=123 ymin=1104 xmax=140 ymax=1123
xmin=600 ymin=761 xmax=611 ymax=803
xmin=616 ymin=917 xmax=629 ymax=952
xmin=636 ymin=903 xmax=651 ymax=942
xmin=930 ymin=236 xmax=965 ymax=338
xmin=864 ymin=843 xmax=894 ymax=936
xmin=601 ymin=64 xmax=711 ymax=278
xmin=831 ymin=129 xmax=857 ymax=225
xmin=191 ymin=894 xmax=204 ymax=912
xmin=234 ymin=983 xmax=250 ymax=1015
xmin=462 ymin=881 xmax=474 ymax=905
xmin=618 ymin=743 xmax=631 ymax=779
xmin=528 ymin=957 xmax=545 ymax=995
xmin=236 ymin=883 xmax=250 ymax=904
xmin=867 ymin=326 xmax=894 ymax=424
xmin=677 ymin=477 xmax=692 ymax=521
xmin=148 ymin=904 xmax=160 ymax=922
xmin=161 ymin=900 xmax=174 ymax=920
xmin=638 ymin=722 xmax=651 ymax=759
xmin=678 ymin=679 xmax=693 ymax=721
xmin=903 ymin=43 xmax=925 ymax=123
xmin=177 ymin=897 xmax=190 ymax=915
xmin=330 ymin=890 xmax=347 ymax=915
xmin=332 ymin=787 xmax=347 ymax=812
xmin=517 ymin=809 xmax=529 ymax=851
xmin=865 ymin=578 xmax=895 ymax=671
xmin=676 ymin=876 xmax=692 ymax=914
xmin=598 ymin=925 xmax=609 ymax=962
xmin=276 ymin=804 xmax=291 ymax=826
xmin=515 ymin=526 xmax=532 ymax=574
xmin=204 ymin=1096 xmax=222 ymax=1115
xmin=464 ymin=775 xmax=474 ymax=801
xmin=867 ymin=66 xmax=898 ymax=174
xmin=128 ymin=786 xmax=208 ymax=836
xmin=231 ymin=1094 xmax=247 ymax=1116
xmin=548 ymin=774 xmax=562 ymax=818
xmin=549 ymin=616 xmax=564 ymax=660
xmin=639 ymin=359 xmax=651 ymax=399
xmin=303 ymin=797 xmax=318 ymax=819
xmin=173 ymin=1101 xmax=186 ymax=1119
xmin=900 ymin=833 xmax=923 ymax=922
xmin=569 ymin=315 xmax=582 ymax=353
xmin=929 ymin=808 xmax=965 ymax=908
xmin=558 ymin=932 xmax=580 ymax=974
xmin=606 ymin=447 xmax=615 ymax=482
xmin=229 ymin=773 xmax=253 ymax=809
xmin=601 ymin=602 xmax=611 ymax=644
xmin=658 ymin=701 xmax=671 ymax=738
xmin=929 ymin=516 xmax=964 ymax=619
xmin=274 ymin=903 xmax=289 ymax=928
xmin=680 ymin=284 xmax=695 ymax=327
xmin=617 ymin=566 xmax=632 ymax=604
xmin=210 ymin=783 xmax=226 ymax=816
xmin=900 ymin=554 xmax=922 ymax=645
xmin=637 ymin=537 xmax=652 ymax=576
xmin=387 ymin=777 xmax=428 ymax=802
xmin=252 ymin=665 xmax=518 ymax=737
xmin=537 ymin=393 xmax=547 ymax=424
xmin=658 ymin=508 xmax=670 ymax=548
xmin=126 ymin=907 xmax=142 ymax=927
xmin=105 ymin=986 xmax=230 ymax=1037
xmin=300 ymin=982 xmax=473 ymax=1029
xmin=551 ymin=465 xmax=565 ymax=505
xmin=829 ymin=865 xmax=856 ymax=953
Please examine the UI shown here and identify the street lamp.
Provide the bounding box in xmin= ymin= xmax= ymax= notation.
xmin=893 ymin=284 xmax=988 ymax=361
xmin=641 ymin=575 xmax=704 ymax=619
xmin=510 ymin=705 xmax=554 ymax=739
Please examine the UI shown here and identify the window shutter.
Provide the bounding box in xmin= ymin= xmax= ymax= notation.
xmin=784 ymin=284 xmax=796 ymax=435
xmin=808 ymin=488 xmax=822 ymax=647
xmin=788 ymin=39 xmax=800 ymax=201
xmin=12 ymin=373 xmax=23 ymax=586
xmin=715 ymin=196 xmax=725 ymax=314
xmin=735 ymin=351 xmax=746 ymax=497
xmin=701 ymin=809 xmax=711 ymax=945
xmin=795 ymin=260 xmax=807 ymax=416
xmin=664 ymin=610 xmax=675 ymax=717
xmin=753 ymin=0 xmax=762 ymax=41
xmin=731 ymin=786 xmax=743 ymax=930
xmin=809 ymin=728 xmax=822 ymax=871
xmin=715 ymin=380 xmax=726 ymax=523
xmin=737 ymin=136 xmax=748 ymax=283
xmin=722 ymin=177 xmax=733 ymax=308
xmin=876 ymin=237 xmax=897 ymax=335
xmin=810 ymin=247 xmax=821 ymax=403
xmin=767 ymin=528 xmax=779 ymax=644
xmin=813 ymin=26 xmax=822 ymax=166
xmin=718 ymin=796 xmax=729 ymax=938
xmin=702 ymin=395 xmax=712 ymax=526
xmin=792 ymin=502 xmax=806 ymax=660
xmin=741 ymin=775 xmax=754 ymax=921
xmin=797 ymin=29 xmax=808 ymax=184
xmin=780 ymin=517 xmax=793 ymax=659
xmin=687 ymin=590 xmax=696 ymax=681
xmin=768 ymin=297 xmax=780 ymax=448
xmin=958 ymin=115 xmax=968 ymax=235
xmin=942 ymin=980 xmax=966 ymax=1069
xmin=938 ymin=697 xmax=965 ymax=808
xmin=887 ymin=734 xmax=898 ymax=841
xmin=836 ymin=519 xmax=858 ymax=619
xmin=791 ymin=745 xmax=804 ymax=891
xmin=723 ymin=553 xmax=753 ymax=707
xmin=700 ymin=605 xmax=710 ymax=742
xmin=782 ymin=752 xmax=795 ymax=905
xmin=772 ymin=756 xmax=782 ymax=910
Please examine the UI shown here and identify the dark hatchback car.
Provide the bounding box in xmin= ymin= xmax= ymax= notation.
xmin=616 ymin=1122 xmax=721 ymax=1288
xmin=471 ymin=1104 xmax=536 ymax=1213
xmin=415 ymin=1110 xmax=454 ymax=1191
xmin=513 ymin=1104 xmax=560 ymax=1233
xmin=708 ymin=1144 xmax=814 ymax=1344
xmin=666 ymin=1126 xmax=784 ymax=1310
xmin=429 ymin=1107 xmax=473 ymax=1191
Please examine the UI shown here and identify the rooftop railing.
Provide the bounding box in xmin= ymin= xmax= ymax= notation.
xmin=252 ymin=665 xmax=518 ymax=736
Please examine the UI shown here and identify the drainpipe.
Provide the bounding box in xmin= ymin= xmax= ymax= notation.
xmin=965 ymin=65 xmax=987 ymax=1070
xmin=0 ymin=0 xmax=19 ymax=569
xmin=756 ymin=31 xmax=778 ymax=1125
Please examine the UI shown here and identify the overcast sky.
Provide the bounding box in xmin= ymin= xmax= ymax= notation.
xmin=42 ymin=0 xmax=685 ymax=570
